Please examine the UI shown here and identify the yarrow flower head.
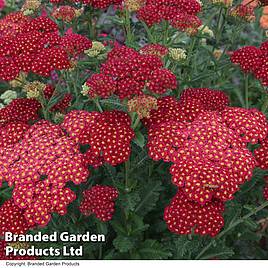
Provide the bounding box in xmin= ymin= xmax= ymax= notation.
xmin=169 ymin=48 xmax=187 ymax=62
xmin=23 ymin=81 xmax=46 ymax=99
xmin=143 ymin=88 xmax=229 ymax=129
xmin=164 ymin=190 xmax=225 ymax=237
xmin=85 ymin=41 xmax=106 ymax=58
xmin=62 ymin=110 xmax=135 ymax=166
xmin=52 ymin=6 xmax=81 ymax=23
xmin=80 ymin=185 xmax=119 ymax=221
xmin=0 ymin=199 xmax=33 ymax=235
xmin=0 ymin=14 xmax=92 ymax=80
xmin=147 ymin=88 xmax=266 ymax=206
xmin=21 ymin=0 xmax=41 ymax=15
xmin=139 ymin=44 xmax=169 ymax=58
xmin=0 ymin=120 xmax=90 ymax=226
xmin=148 ymin=112 xmax=256 ymax=204
xmin=128 ymin=95 xmax=158 ymax=119
xmin=0 ymin=98 xmax=41 ymax=124
xmin=137 ymin=0 xmax=202 ymax=29
xmin=124 ymin=0 xmax=146 ymax=12
xmin=231 ymin=41 xmax=268 ymax=86
xmin=229 ymin=4 xmax=256 ymax=22
xmin=85 ymin=46 xmax=177 ymax=99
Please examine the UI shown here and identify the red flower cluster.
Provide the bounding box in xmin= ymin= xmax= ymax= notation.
xmin=231 ymin=41 xmax=268 ymax=86
xmin=143 ymin=88 xmax=229 ymax=128
xmin=0 ymin=13 xmax=92 ymax=80
xmin=137 ymin=0 xmax=202 ymax=32
xmin=139 ymin=44 xmax=168 ymax=58
xmin=146 ymin=88 xmax=268 ymax=236
xmin=85 ymin=46 xmax=177 ymax=99
xmin=52 ymin=6 xmax=77 ymax=23
xmin=0 ymin=199 xmax=33 ymax=235
xmin=80 ymin=185 xmax=119 ymax=221
xmin=229 ymin=4 xmax=256 ymax=22
xmin=164 ymin=190 xmax=224 ymax=237
xmin=254 ymin=137 xmax=268 ymax=169
xmin=0 ymin=98 xmax=40 ymax=124
xmin=62 ymin=110 xmax=135 ymax=166
xmin=0 ymin=120 xmax=90 ymax=226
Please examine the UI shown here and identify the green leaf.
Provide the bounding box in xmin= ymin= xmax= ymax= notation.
xmin=135 ymin=181 xmax=164 ymax=216
xmin=135 ymin=240 xmax=172 ymax=260
xmin=134 ymin=131 xmax=145 ymax=148
xmin=113 ymin=236 xmax=136 ymax=253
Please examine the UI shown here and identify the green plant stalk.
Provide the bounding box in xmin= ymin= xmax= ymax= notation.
xmin=93 ymin=98 xmax=104 ymax=112
xmin=132 ymin=116 xmax=140 ymax=130
xmin=141 ymin=21 xmax=156 ymax=43
xmin=125 ymin=9 xmax=134 ymax=45
xmin=195 ymin=201 xmax=268 ymax=260
xmin=125 ymin=159 xmax=130 ymax=189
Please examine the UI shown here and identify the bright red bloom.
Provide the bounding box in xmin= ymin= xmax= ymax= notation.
xmin=180 ymin=88 xmax=229 ymax=111
xmin=0 ymin=57 xmax=20 ymax=81
xmin=0 ymin=122 xmax=29 ymax=147
xmin=85 ymin=74 xmax=117 ymax=98
xmin=60 ymin=32 xmax=92 ymax=57
xmin=231 ymin=41 xmax=268 ymax=86
xmin=0 ymin=98 xmax=41 ymax=125
xmin=146 ymin=69 xmax=177 ymax=94
xmin=87 ymin=46 xmax=176 ymax=99
xmin=143 ymin=88 xmax=229 ymax=129
xmin=15 ymin=181 xmax=76 ymax=226
xmin=0 ymin=199 xmax=33 ymax=236
xmin=80 ymin=185 xmax=119 ymax=221
xmin=148 ymin=112 xmax=256 ymax=204
xmin=171 ymin=13 xmax=202 ymax=34
xmin=164 ymin=190 xmax=224 ymax=237
xmin=0 ymin=120 xmax=90 ymax=226
xmin=230 ymin=46 xmax=263 ymax=72
xmin=137 ymin=0 xmax=201 ymax=27
xmin=62 ymin=110 xmax=135 ymax=166
xmin=254 ymin=137 xmax=268 ymax=169
xmin=0 ymin=14 xmax=91 ymax=80
xmin=220 ymin=107 xmax=268 ymax=144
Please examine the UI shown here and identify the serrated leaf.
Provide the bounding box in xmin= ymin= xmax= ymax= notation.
xmin=113 ymin=236 xmax=135 ymax=253
xmin=136 ymin=240 xmax=172 ymax=260
xmin=135 ymin=181 xmax=164 ymax=216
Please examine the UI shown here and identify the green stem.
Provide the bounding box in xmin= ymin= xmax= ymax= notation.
xmin=141 ymin=21 xmax=156 ymax=43
xmin=215 ymin=7 xmax=224 ymax=45
xmin=261 ymin=95 xmax=268 ymax=113
xmin=93 ymin=98 xmax=103 ymax=113
xmin=163 ymin=20 xmax=169 ymax=46
xmin=125 ymin=160 xmax=130 ymax=189
xmin=132 ymin=116 xmax=140 ymax=130
xmin=195 ymin=201 xmax=268 ymax=260
xmin=125 ymin=9 xmax=133 ymax=45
